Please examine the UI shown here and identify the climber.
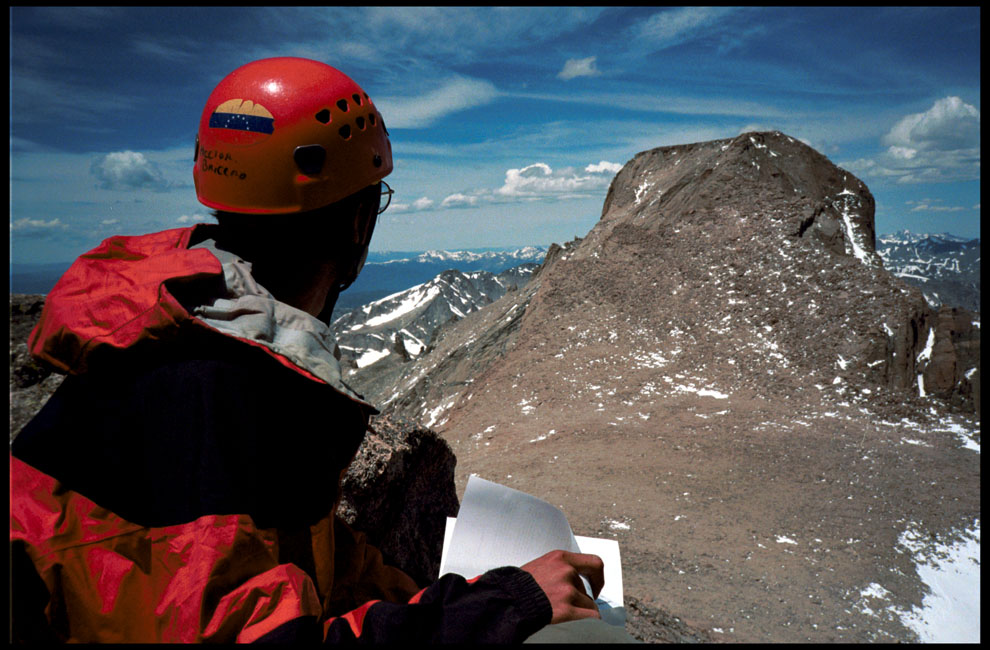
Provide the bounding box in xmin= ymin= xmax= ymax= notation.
xmin=9 ymin=56 xmax=607 ymax=643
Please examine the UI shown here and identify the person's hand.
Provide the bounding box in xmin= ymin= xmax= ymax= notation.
xmin=520 ymin=550 xmax=605 ymax=624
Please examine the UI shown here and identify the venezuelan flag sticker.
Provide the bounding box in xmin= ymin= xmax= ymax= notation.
xmin=209 ymin=99 xmax=274 ymax=145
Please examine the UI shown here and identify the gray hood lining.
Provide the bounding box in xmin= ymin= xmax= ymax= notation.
xmin=188 ymin=238 xmax=373 ymax=409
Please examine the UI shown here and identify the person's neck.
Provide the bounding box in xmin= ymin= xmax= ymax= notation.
xmin=207 ymin=224 xmax=343 ymax=320
xmin=252 ymin=258 xmax=341 ymax=318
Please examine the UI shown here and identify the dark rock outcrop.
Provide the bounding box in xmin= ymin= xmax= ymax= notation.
xmin=9 ymin=295 xmax=63 ymax=440
xmin=922 ymin=305 xmax=980 ymax=416
xmin=337 ymin=413 xmax=459 ymax=586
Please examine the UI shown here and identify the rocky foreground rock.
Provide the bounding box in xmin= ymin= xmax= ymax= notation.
xmin=336 ymin=412 xmax=459 ymax=587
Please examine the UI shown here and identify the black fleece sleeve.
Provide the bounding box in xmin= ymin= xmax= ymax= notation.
xmin=321 ymin=567 xmax=552 ymax=644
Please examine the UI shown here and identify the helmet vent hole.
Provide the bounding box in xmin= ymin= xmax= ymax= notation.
xmin=337 ymin=99 xmax=349 ymax=112
xmin=338 ymin=124 xmax=352 ymax=140
xmin=294 ymin=145 xmax=326 ymax=176
xmin=356 ymin=116 xmax=366 ymax=130
xmin=352 ymin=93 xmax=362 ymax=105
xmin=315 ymin=109 xmax=331 ymax=124
xmin=373 ymin=154 xmax=382 ymax=168
xmin=368 ymin=113 xmax=377 ymax=126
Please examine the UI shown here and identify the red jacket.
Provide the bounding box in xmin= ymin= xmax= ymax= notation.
xmin=10 ymin=226 xmax=551 ymax=643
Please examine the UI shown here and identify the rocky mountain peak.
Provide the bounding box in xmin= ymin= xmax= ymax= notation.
xmin=481 ymin=131 xmax=923 ymax=411
xmin=598 ymin=130 xmax=879 ymax=267
xmin=381 ymin=131 xmax=977 ymax=432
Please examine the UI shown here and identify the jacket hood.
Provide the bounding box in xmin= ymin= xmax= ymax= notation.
xmin=28 ymin=225 xmax=373 ymax=410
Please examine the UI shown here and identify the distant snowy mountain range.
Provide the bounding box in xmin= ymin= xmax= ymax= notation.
xmin=331 ymin=264 xmax=538 ymax=374
xmin=10 ymin=233 xmax=978 ymax=332
xmin=394 ymin=247 xmax=546 ymax=265
xmin=330 ymin=232 xmax=979 ymax=375
xmin=877 ymin=230 xmax=974 ymax=245
xmin=326 ymin=246 xmax=549 ymax=375
xmin=366 ymin=247 xmax=547 ymax=265
xmin=875 ymin=231 xmax=980 ymax=312
xmin=333 ymin=246 xmax=548 ymax=313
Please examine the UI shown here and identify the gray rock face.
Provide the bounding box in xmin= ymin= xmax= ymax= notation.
xmin=337 ymin=413 xmax=459 ymax=586
xmin=9 ymin=295 xmax=62 ymax=441
xmin=921 ymin=306 xmax=980 ymax=416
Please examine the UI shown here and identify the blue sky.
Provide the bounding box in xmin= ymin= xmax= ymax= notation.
xmin=10 ymin=6 xmax=981 ymax=265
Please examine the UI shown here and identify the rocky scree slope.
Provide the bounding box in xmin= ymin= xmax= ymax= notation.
xmin=373 ymin=131 xmax=980 ymax=642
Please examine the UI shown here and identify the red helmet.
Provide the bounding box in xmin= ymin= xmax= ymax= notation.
xmin=193 ymin=57 xmax=392 ymax=214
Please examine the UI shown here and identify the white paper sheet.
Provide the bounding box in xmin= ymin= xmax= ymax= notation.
xmin=439 ymin=476 xmax=625 ymax=625
xmin=574 ymin=535 xmax=625 ymax=625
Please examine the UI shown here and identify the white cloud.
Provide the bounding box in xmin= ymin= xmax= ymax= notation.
xmin=907 ymin=200 xmax=967 ymax=213
xmin=358 ymin=7 xmax=605 ymax=65
xmin=558 ymin=56 xmax=600 ymax=81
xmin=585 ymin=160 xmax=623 ymax=174
xmin=889 ymin=146 xmax=918 ymax=160
xmin=177 ymin=214 xmax=209 ymax=223
xmin=11 ymin=218 xmax=63 ymax=231
xmin=440 ymin=192 xmax=482 ymax=209
xmin=91 ymin=151 xmax=171 ymax=191
xmin=853 ymin=96 xmax=981 ymax=184
xmin=375 ymin=76 xmax=499 ymax=129
xmin=496 ymin=162 xmax=614 ymax=199
xmin=389 ymin=196 xmax=435 ymax=213
xmin=391 ymin=159 xmax=621 ymax=214
xmin=635 ymin=7 xmax=736 ymax=49
xmin=411 ymin=197 xmax=433 ymax=211
xmin=884 ymin=96 xmax=980 ymax=153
